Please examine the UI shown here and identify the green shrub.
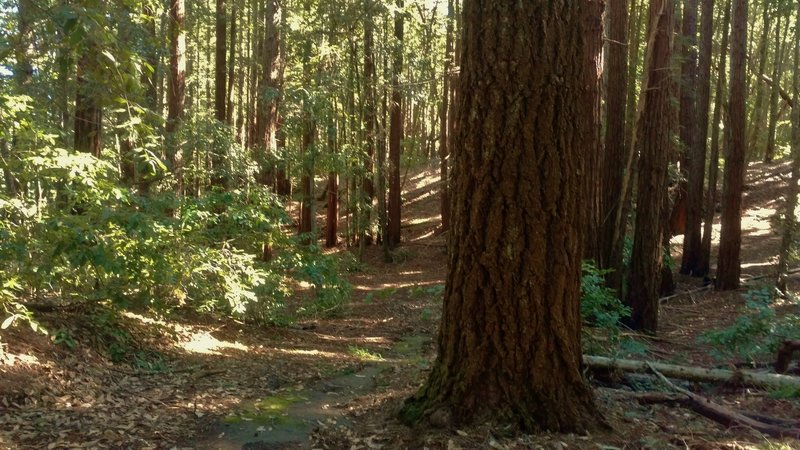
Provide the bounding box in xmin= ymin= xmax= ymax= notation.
xmin=700 ymin=287 xmax=800 ymax=363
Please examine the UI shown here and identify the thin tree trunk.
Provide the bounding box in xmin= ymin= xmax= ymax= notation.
xmin=167 ymin=0 xmax=186 ymax=194
xmin=626 ymin=0 xmax=674 ymax=332
xmin=439 ymin=0 xmax=454 ymax=232
xmin=74 ymin=52 xmax=102 ymax=157
xmin=776 ymin=1 xmax=800 ymax=291
xmin=387 ymin=0 xmax=404 ymax=248
xmin=601 ymin=0 xmax=629 ymax=285
xmin=765 ymin=14 xmax=788 ymax=163
xmin=716 ymin=0 xmax=748 ymax=291
xmin=699 ymin=0 xmax=730 ymax=277
xmin=680 ymin=0 xmax=704 ymax=276
xmin=212 ymin=0 xmax=228 ymax=189
xmin=746 ymin=0 xmax=771 ymax=160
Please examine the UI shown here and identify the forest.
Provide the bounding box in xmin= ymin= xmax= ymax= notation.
xmin=1 ymin=0 xmax=800 ymax=448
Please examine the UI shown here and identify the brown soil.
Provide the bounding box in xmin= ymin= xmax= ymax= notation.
xmin=1 ymin=160 xmax=799 ymax=449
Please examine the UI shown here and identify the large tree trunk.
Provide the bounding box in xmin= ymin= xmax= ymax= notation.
xmin=680 ymin=0 xmax=705 ymax=276
xmin=601 ymin=0 xmax=629 ymax=289
xmin=626 ymin=0 xmax=674 ymax=332
xmin=166 ymin=0 xmax=186 ymax=194
xmin=716 ymin=0 xmax=748 ymax=291
xmin=387 ymin=0 xmax=404 ymax=248
xmin=699 ymin=0 xmax=730 ymax=277
xmin=402 ymin=0 xmax=600 ymax=432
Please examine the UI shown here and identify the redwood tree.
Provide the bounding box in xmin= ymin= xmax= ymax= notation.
xmin=387 ymin=0 xmax=404 ymax=248
xmin=626 ymin=0 xmax=674 ymax=332
xmin=716 ymin=0 xmax=748 ymax=291
xmin=401 ymin=0 xmax=599 ymax=431
xmin=601 ymin=0 xmax=629 ymax=293
xmin=166 ymin=0 xmax=186 ymax=193
xmin=679 ymin=0 xmax=704 ymax=276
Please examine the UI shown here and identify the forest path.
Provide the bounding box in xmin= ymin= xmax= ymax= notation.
xmin=193 ymin=163 xmax=448 ymax=449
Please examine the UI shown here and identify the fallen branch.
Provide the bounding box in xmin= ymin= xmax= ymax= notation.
xmin=758 ymin=73 xmax=795 ymax=109
xmin=646 ymin=362 xmax=800 ymax=440
xmin=583 ymin=355 xmax=800 ymax=391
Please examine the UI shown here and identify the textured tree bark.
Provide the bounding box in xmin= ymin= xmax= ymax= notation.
xmin=626 ymin=0 xmax=674 ymax=332
xmin=680 ymin=0 xmax=704 ymax=276
xmin=401 ymin=0 xmax=600 ymax=432
xmin=166 ymin=0 xmax=186 ymax=194
xmin=699 ymin=0 xmax=730 ymax=277
xmin=387 ymin=0 xmax=404 ymax=248
xmin=601 ymin=0 xmax=629 ymax=289
xmin=716 ymin=0 xmax=748 ymax=291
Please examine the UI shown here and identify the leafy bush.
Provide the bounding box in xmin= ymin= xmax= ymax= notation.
xmin=0 ymin=147 xmax=350 ymax=335
xmin=699 ymin=287 xmax=800 ymax=363
xmin=581 ymin=261 xmax=635 ymax=355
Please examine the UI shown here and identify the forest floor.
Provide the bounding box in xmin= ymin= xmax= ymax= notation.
xmin=1 ymin=160 xmax=800 ymax=449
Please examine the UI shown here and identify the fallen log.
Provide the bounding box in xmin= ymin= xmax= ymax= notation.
xmin=583 ymin=355 xmax=800 ymax=391
xmin=646 ymin=362 xmax=800 ymax=440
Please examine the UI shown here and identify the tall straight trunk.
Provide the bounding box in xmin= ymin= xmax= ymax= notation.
xmin=626 ymin=0 xmax=674 ymax=332
xmin=609 ymin=0 xmax=645 ymax=295
xmin=601 ymin=0 xmax=629 ymax=281
xmin=226 ymin=0 xmax=238 ymax=126
xmin=776 ymin=0 xmax=800 ymax=291
xmin=680 ymin=0 xmax=704 ymax=275
xmin=746 ymin=0 xmax=771 ymax=160
xmin=326 ymin=114 xmax=338 ymax=248
xmin=716 ymin=0 xmax=748 ymax=291
xmin=378 ymin=42 xmax=390 ymax=258
xmin=582 ymin=0 xmax=605 ymax=263
xmin=212 ymin=0 xmax=228 ymax=189
xmin=699 ymin=0 xmax=730 ymax=276
xmin=254 ymin=0 xmax=283 ymax=187
xmin=363 ymin=0 xmax=378 ymax=240
xmin=166 ymin=0 xmax=186 ymax=193
xmin=387 ymin=0 xmax=404 ymax=248
xmin=439 ymin=0 xmax=454 ymax=231
xmin=765 ymin=14 xmax=788 ymax=163
xmin=691 ymin=0 xmax=715 ymax=275
xmin=402 ymin=0 xmax=599 ymax=431
xmin=74 ymin=52 xmax=102 ymax=157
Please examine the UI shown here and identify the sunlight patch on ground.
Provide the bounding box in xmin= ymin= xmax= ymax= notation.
xmin=272 ymin=347 xmax=342 ymax=359
xmin=741 ymin=207 xmax=776 ymax=237
xmin=411 ymin=229 xmax=437 ymax=241
xmin=407 ymin=215 xmax=438 ymax=226
xmin=179 ymin=331 xmax=249 ymax=355
xmin=0 ymin=351 xmax=40 ymax=366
